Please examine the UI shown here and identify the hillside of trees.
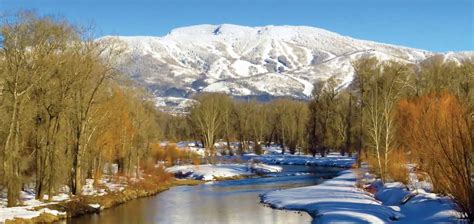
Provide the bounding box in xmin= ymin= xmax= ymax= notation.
xmin=0 ymin=12 xmax=473 ymax=221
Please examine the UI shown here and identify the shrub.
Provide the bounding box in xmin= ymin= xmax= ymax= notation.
xmin=364 ymin=148 xmax=409 ymax=184
xmin=397 ymin=92 xmax=473 ymax=222
xmin=150 ymin=143 xmax=165 ymax=162
xmin=385 ymin=149 xmax=409 ymax=184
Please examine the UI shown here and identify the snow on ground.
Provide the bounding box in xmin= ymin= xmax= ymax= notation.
xmin=0 ymin=174 xmax=129 ymax=222
xmin=248 ymin=153 xmax=355 ymax=168
xmin=0 ymin=190 xmax=70 ymax=208
xmin=250 ymin=163 xmax=283 ymax=174
xmin=173 ymin=142 xmax=355 ymax=168
xmin=0 ymin=207 xmax=66 ymax=223
xmin=166 ymin=163 xmax=282 ymax=181
xmin=371 ymin=180 xmax=461 ymax=223
xmin=284 ymin=73 xmax=314 ymax=96
xmin=262 ymin=169 xmax=463 ymax=223
xmin=261 ymin=170 xmax=397 ymax=223
xmin=0 ymin=190 xmax=69 ymax=222
xmin=81 ymin=175 xmax=130 ymax=196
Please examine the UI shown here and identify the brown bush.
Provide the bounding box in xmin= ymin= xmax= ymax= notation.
xmin=397 ymin=92 xmax=473 ymax=222
xmin=191 ymin=153 xmax=201 ymax=165
xmin=364 ymin=148 xmax=408 ymax=184
xmin=150 ymin=143 xmax=166 ymax=162
xmin=143 ymin=165 xmax=173 ymax=182
xmin=149 ymin=143 xmax=202 ymax=166
xmin=164 ymin=144 xmax=181 ymax=166
xmin=385 ymin=149 xmax=409 ymax=184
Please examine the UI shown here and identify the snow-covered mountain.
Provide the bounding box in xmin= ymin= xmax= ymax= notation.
xmin=99 ymin=24 xmax=472 ymax=111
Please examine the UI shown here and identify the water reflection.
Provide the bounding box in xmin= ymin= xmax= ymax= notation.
xmin=67 ymin=165 xmax=343 ymax=224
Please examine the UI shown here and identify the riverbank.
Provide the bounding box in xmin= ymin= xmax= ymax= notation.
xmin=166 ymin=163 xmax=283 ymax=181
xmin=261 ymin=168 xmax=462 ymax=223
xmin=0 ymin=169 xmax=202 ymax=223
xmin=0 ymin=153 xmax=354 ymax=223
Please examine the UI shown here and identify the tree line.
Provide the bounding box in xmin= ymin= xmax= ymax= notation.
xmin=352 ymin=57 xmax=473 ymax=221
xmin=185 ymin=94 xmax=309 ymax=158
xmin=0 ymin=13 xmax=168 ymax=206
xmin=177 ymin=57 xmax=473 ymax=220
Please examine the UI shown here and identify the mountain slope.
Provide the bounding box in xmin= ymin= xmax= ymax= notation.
xmin=99 ymin=24 xmax=472 ymax=111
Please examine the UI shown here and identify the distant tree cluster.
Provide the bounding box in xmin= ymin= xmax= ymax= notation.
xmin=184 ymin=93 xmax=308 ymax=160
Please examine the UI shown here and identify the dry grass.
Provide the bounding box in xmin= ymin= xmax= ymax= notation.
xmin=5 ymin=212 xmax=62 ymax=224
xmin=171 ymin=179 xmax=203 ymax=186
xmin=213 ymin=175 xmax=246 ymax=181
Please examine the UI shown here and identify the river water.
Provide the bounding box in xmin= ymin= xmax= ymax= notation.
xmin=67 ymin=165 xmax=343 ymax=224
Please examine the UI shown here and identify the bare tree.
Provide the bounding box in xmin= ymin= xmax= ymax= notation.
xmin=67 ymin=37 xmax=119 ymax=195
xmin=0 ymin=13 xmax=77 ymax=206
xmin=189 ymin=93 xmax=230 ymax=161
xmin=363 ymin=60 xmax=410 ymax=181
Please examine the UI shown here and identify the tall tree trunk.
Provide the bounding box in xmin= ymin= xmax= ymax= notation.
xmin=4 ymin=93 xmax=20 ymax=207
xmin=73 ymin=142 xmax=83 ymax=195
xmin=345 ymin=93 xmax=353 ymax=157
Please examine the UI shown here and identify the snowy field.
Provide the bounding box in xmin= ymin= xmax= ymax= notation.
xmin=166 ymin=163 xmax=283 ymax=181
xmin=261 ymin=169 xmax=462 ymax=223
xmin=0 ymin=176 xmax=129 ymax=222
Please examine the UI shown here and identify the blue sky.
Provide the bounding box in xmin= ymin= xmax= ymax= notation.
xmin=1 ymin=0 xmax=472 ymax=52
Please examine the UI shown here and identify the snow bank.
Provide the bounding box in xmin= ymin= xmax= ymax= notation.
xmin=166 ymin=163 xmax=282 ymax=181
xmin=262 ymin=169 xmax=462 ymax=223
xmin=373 ymin=181 xmax=460 ymax=223
xmin=250 ymin=163 xmax=283 ymax=174
xmin=261 ymin=170 xmax=397 ymax=223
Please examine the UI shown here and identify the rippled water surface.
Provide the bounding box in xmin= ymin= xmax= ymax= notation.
xmin=68 ymin=165 xmax=343 ymax=224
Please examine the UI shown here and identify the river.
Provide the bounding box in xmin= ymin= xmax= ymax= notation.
xmin=67 ymin=165 xmax=344 ymax=224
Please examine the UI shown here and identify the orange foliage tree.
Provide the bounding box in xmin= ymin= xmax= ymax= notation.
xmin=397 ymin=92 xmax=473 ymax=221
xmin=91 ymin=87 xmax=138 ymax=177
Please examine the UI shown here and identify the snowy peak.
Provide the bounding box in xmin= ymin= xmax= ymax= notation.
xmin=102 ymin=24 xmax=473 ymax=112
xmin=167 ymin=24 xmax=352 ymax=42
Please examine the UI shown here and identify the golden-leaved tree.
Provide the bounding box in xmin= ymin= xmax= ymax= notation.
xmin=397 ymin=92 xmax=473 ymax=221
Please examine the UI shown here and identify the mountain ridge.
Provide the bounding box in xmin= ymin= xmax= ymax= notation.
xmin=99 ymin=24 xmax=473 ymax=112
